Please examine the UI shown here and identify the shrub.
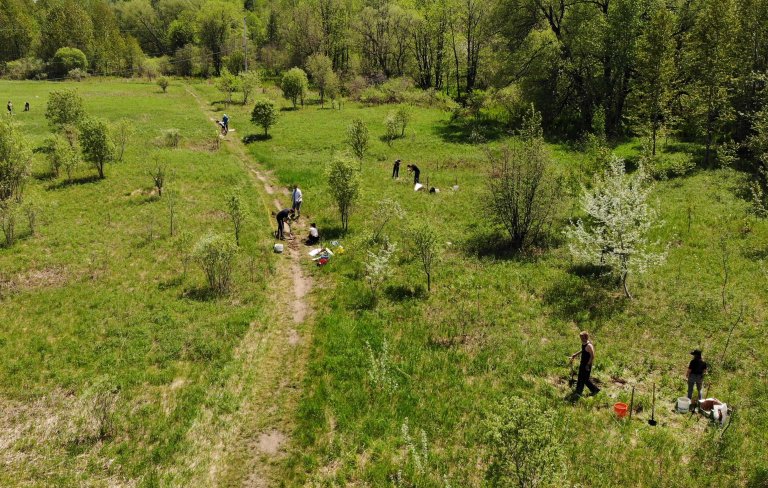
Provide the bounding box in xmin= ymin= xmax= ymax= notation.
xmin=24 ymin=200 xmax=41 ymax=237
xmin=46 ymin=135 xmax=77 ymax=178
xmin=45 ymin=89 xmax=86 ymax=131
xmin=67 ymin=68 xmax=87 ymax=82
xmin=111 ymin=119 xmax=134 ymax=163
xmin=346 ymin=118 xmax=369 ymax=162
xmin=149 ymin=164 xmax=166 ymax=197
xmin=50 ymin=47 xmax=87 ymax=78
xmin=193 ymin=233 xmax=238 ymax=294
xmin=162 ymin=129 xmax=181 ymax=148
xmin=216 ymin=68 xmax=239 ymax=104
xmin=384 ymin=113 xmax=399 ymax=146
xmin=250 ymin=99 xmax=278 ymax=136
xmin=281 ymin=67 xmax=308 ymax=108
xmin=395 ymin=105 xmax=412 ymax=137
xmin=157 ymin=76 xmax=170 ymax=93
xmin=79 ymin=117 xmax=115 ymax=179
xmin=365 ymin=242 xmax=396 ymax=300
xmin=486 ymin=107 xmax=562 ymax=251
xmin=409 ymin=221 xmax=439 ymax=292
xmin=0 ymin=201 xmax=19 ymax=246
xmin=239 ymin=70 xmax=260 ymax=105
xmin=485 ymin=397 xmax=566 ymax=487
xmin=0 ymin=118 xmax=33 ymax=202
xmin=4 ymin=57 xmax=44 ymax=80
xmin=327 ymin=156 xmax=360 ymax=231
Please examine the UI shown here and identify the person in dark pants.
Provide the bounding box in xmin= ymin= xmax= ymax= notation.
xmin=392 ymin=159 xmax=401 ymax=178
xmin=24 ymin=101 xmax=29 ymax=112
xmin=686 ymin=349 xmax=707 ymax=405
xmin=407 ymin=164 xmax=420 ymax=185
xmin=570 ymin=331 xmax=600 ymax=397
xmin=222 ymin=113 xmax=229 ymax=134
xmin=7 ymin=101 xmax=12 ymax=115
xmin=275 ymin=208 xmax=294 ymax=240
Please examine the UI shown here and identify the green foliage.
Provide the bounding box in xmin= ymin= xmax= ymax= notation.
xmin=46 ymin=134 xmax=77 ymax=178
xmin=346 ymin=118 xmax=369 ymax=161
xmin=0 ymin=118 xmax=32 ymax=202
xmin=79 ymin=117 xmax=115 ymax=179
xmin=193 ymin=233 xmax=238 ymax=294
xmin=0 ymin=200 xmax=19 ymax=246
xmin=485 ymin=397 xmax=566 ymax=487
xmin=250 ymin=98 xmax=278 ymax=136
xmin=281 ymin=67 xmax=308 ymax=109
xmin=327 ymin=156 xmax=360 ymax=231
xmin=111 ymin=119 xmax=135 ymax=163
xmin=157 ymin=76 xmax=170 ymax=93
xmin=409 ymin=220 xmax=439 ymax=292
xmin=196 ymin=1 xmax=240 ymax=75
xmin=39 ymin=0 xmax=94 ymax=60
xmin=226 ymin=192 xmax=247 ymax=246
xmin=50 ymin=47 xmax=88 ymax=78
xmin=215 ymin=67 xmax=239 ymax=105
xmin=238 ymin=70 xmax=260 ymax=105
xmin=45 ymin=89 xmax=86 ymax=131
xmin=306 ymin=53 xmax=336 ymax=106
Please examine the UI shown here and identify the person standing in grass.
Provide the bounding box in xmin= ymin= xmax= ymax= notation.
xmin=292 ymin=185 xmax=303 ymax=218
xmin=6 ymin=101 xmax=12 ymax=115
xmin=276 ymin=208 xmax=294 ymax=240
xmin=392 ymin=159 xmax=401 ymax=179
xmin=570 ymin=331 xmax=600 ymax=397
xmin=24 ymin=101 xmax=29 ymax=112
xmin=222 ymin=113 xmax=229 ymax=134
xmin=686 ymin=349 xmax=707 ymax=404
xmin=407 ymin=163 xmax=420 ymax=185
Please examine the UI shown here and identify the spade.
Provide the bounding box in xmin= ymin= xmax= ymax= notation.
xmin=648 ymin=383 xmax=658 ymax=426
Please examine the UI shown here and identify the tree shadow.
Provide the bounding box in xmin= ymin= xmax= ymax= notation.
xmin=279 ymin=107 xmax=299 ymax=112
xmin=544 ymin=269 xmax=626 ymax=322
xmin=384 ymin=283 xmax=427 ymax=302
xmin=46 ymin=175 xmax=101 ymax=190
xmin=320 ymin=226 xmax=346 ymax=241
xmin=181 ymin=286 xmax=220 ymax=302
xmin=33 ymin=171 xmax=57 ymax=181
xmin=158 ymin=276 xmax=184 ymax=291
xmin=242 ymin=133 xmax=272 ymax=144
xmin=432 ymin=118 xmax=508 ymax=144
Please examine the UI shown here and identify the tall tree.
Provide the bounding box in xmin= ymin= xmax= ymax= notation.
xmin=39 ymin=0 xmax=94 ymax=61
xmin=196 ymin=0 xmax=240 ymax=76
xmin=0 ymin=0 xmax=39 ymax=62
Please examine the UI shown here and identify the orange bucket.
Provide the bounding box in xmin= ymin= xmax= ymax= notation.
xmin=614 ymin=402 xmax=629 ymax=418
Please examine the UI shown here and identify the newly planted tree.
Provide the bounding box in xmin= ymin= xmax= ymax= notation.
xmin=281 ymin=67 xmax=308 ymax=108
xmin=409 ymin=220 xmax=439 ymax=292
xmin=157 ymin=76 xmax=170 ymax=93
xmin=226 ymin=192 xmax=247 ymax=246
xmin=346 ymin=118 xmax=369 ymax=165
xmin=79 ymin=117 xmax=115 ymax=179
xmin=365 ymin=242 xmax=397 ymax=302
xmin=239 ymin=70 xmax=260 ymax=105
xmin=250 ymin=99 xmax=278 ymax=136
xmin=566 ymin=157 xmax=665 ymax=298
xmin=112 ymin=119 xmax=134 ymax=163
xmin=327 ymin=156 xmax=360 ymax=231
xmin=216 ymin=67 xmax=239 ymax=105
xmin=149 ymin=164 xmax=166 ymax=196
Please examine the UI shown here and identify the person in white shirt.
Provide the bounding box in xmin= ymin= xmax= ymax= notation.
xmin=292 ymin=185 xmax=303 ymax=217
xmin=307 ymin=223 xmax=320 ymax=245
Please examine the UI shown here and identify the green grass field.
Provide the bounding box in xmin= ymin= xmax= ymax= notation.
xmin=2 ymin=78 xmax=766 ymax=487
xmin=201 ymin=84 xmax=768 ymax=486
xmin=0 ymin=79 xmax=276 ymax=486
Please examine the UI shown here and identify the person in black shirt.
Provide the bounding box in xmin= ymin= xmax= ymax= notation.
xmin=570 ymin=331 xmax=600 ymax=397
xmin=407 ymin=164 xmax=420 ymax=185
xmin=7 ymin=101 xmax=12 ymax=115
xmin=24 ymin=101 xmax=29 ymax=112
xmin=275 ymin=208 xmax=294 ymax=240
xmin=686 ymin=349 xmax=707 ymax=402
xmin=392 ymin=159 xmax=401 ymax=178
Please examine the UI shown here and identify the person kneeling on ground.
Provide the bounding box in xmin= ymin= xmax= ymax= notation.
xmin=570 ymin=331 xmax=600 ymax=397
xmin=307 ymin=223 xmax=320 ymax=245
xmin=275 ymin=208 xmax=294 ymax=240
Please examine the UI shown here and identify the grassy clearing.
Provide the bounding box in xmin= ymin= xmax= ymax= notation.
xmin=203 ymin=84 xmax=768 ymax=486
xmin=0 ymin=79 xmax=275 ymax=486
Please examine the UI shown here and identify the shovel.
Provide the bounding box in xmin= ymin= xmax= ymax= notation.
xmin=568 ymin=359 xmax=577 ymax=388
xmin=629 ymin=385 xmax=635 ymax=419
xmin=648 ymin=383 xmax=657 ymax=426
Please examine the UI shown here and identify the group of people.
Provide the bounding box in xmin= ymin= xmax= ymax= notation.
xmin=568 ymin=332 xmax=710 ymax=408
xmin=392 ymin=159 xmax=420 ymax=185
xmin=6 ymin=100 xmax=30 ymax=115
xmin=274 ymin=184 xmax=319 ymax=244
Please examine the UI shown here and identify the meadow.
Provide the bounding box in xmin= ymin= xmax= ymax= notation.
xmin=0 ymin=79 xmax=277 ymax=486
xmin=1 ymin=77 xmax=766 ymax=487
xmin=198 ymin=84 xmax=768 ymax=486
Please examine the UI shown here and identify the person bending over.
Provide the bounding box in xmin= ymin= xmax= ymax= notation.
xmin=275 ymin=208 xmax=294 ymax=240
xmin=407 ymin=164 xmax=420 ymax=185
xmin=307 ymin=223 xmax=320 ymax=245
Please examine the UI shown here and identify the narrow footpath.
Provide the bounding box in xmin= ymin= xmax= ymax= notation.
xmin=171 ymin=85 xmax=313 ymax=487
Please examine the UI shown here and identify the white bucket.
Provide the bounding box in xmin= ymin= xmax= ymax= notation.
xmin=677 ymin=396 xmax=691 ymax=413
xmin=273 ymin=243 xmax=284 ymax=253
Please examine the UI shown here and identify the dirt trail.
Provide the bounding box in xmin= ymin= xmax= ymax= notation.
xmin=181 ymin=85 xmax=313 ymax=486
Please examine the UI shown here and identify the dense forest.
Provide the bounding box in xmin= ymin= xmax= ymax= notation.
xmin=2 ymin=0 xmax=767 ymax=156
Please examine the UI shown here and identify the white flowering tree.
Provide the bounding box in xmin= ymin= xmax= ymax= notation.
xmin=565 ymin=157 xmax=665 ymax=298
xmin=365 ymin=242 xmax=396 ymax=300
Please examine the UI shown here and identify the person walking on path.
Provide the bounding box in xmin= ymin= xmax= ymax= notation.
xmin=407 ymin=164 xmax=420 ymax=185
xmin=392 ymin=159 xmax=401 ymax=179
xmin=222 ymin=113 xmax=229 ymax=134
xmin=6 ymin=101 xmax=12 ymax=115
xmin=686 ymin=349 xmax=707 ymax=404
xmin=275 ymin=208 xmax=294 ymax=240
xmin=292 ymin=185 xmax=303 ymax=218
xmin=570 ymin=331 xmax=600 ymax=397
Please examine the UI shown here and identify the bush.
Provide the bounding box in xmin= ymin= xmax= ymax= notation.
xmin=250 ymin=99 xmax=278 ymax=136
xmin=0 ymin=201 xmax=19 ymax=247
xmin=50 ymin=47 xmax=88 ymax=78
xmin=281 ymin=67 xmax=308 ymax=108
xmin=46 ymin=135 xmax=77 ymax=178
xmin=157 ymin=77 xmax=170 ymax=93
xmin=193 ymin=233 xmax=238 ymax=294
xmin=162 ymin=129 xmax=181 ymax=148
xmin=45 ymin=89 xmax=86 ymax=131
xmin=67 ymin=68 xmax=87 ymax=82
xmin=485 ymin=397 xmax=566 ymax=487
xmin=3 ymin=57 xmax=44 ymax=80
xmin=0 ymin=118 xmax=33 ymax=202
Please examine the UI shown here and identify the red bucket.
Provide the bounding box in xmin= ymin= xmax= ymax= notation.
xmin=614 ymin=402 xmax=629 ymax=418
